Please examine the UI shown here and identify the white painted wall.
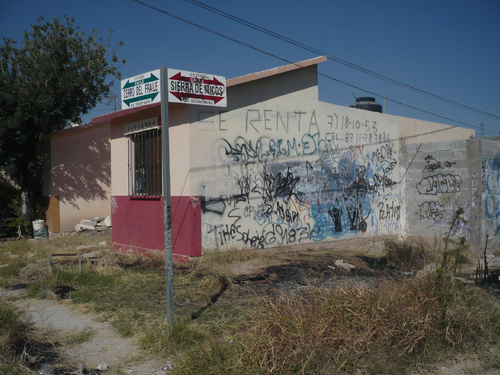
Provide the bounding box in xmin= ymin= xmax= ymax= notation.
xmin=190 ymin=68 xmax=402 ymax=250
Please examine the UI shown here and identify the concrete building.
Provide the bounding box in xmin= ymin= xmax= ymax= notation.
xmin=42 ymin=56 xmax=499 ymax=259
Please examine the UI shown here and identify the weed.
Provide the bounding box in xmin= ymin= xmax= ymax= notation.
xmin=383 ymin=237 xmax=434 ymax=271
xmin=239 ymin=275 xmax=500 ymax=374
xmin=60 ymin=326 xmax=96 ymax=345
xmin=440 ymin=207 xmax=469 ymax=276
xmin=139 ymin=317 xmax=209 ymax=357
xmin=0 ymin=300 xmax=48 ymax=374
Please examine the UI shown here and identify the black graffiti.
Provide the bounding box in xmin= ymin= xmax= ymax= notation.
xmin=383 ymin=158 xmax=398 ymax=174
xmin=416 ymin=174 xmax=462 ymax=195
xmin=343 ymin=174 xmax=369 ymax=231
xmin=377 ymin=201 xmax=400 ymax=221
xmin=201 ymin=194 xmax=248 ymax=216
xmin=423 ymin=155 xmax=456 ymax=172
xmin=263 ymin=167 xmax=300 ymax=200
xmin=207 ymin=222 xmax=312 ymax=249
xmin=418 ymin=201 xmax=445 ymax=221
xmin=221 ymin=133 xmax=324 ymax=164
xmin=262 ymin=199 xmax=300 ymax=225
xmin=369 ymin=172 xmax=398 ymax=193
xmin=328 ymin=202 xmax=343 ymax=233
xmin=371 ymin=143 xmax=394 ymax=164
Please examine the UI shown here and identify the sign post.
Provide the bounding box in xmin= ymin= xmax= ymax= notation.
xmin=160 ymin=67 xmax=174 ymax=325
xmin=123 ymin=68 xmax=226 ymax=325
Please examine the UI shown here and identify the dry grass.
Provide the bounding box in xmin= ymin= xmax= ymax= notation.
xmin=238 ymin=275 xmax=500 ymax=374
xmin=383 ymin=237 xmax=436 ymax=271
xmin=2 ymin=234 xmax=500 ymax=374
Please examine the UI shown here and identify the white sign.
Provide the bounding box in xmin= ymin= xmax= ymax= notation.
xmin=121 ymin=69 xmax=161 ymax=109
xmin=168 ymin=69 xmax=226 ymax=107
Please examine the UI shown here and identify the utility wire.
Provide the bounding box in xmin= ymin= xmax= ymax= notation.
xmin=130 ymin=0 xmax=493 ymax=134
xmin=184 ymin=0 xmax=500 ymax=123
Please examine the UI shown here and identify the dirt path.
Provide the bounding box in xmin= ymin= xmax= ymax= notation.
xmin=13 ymin=298 xmax=170 ymax=374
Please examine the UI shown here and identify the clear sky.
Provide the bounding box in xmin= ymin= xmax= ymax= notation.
xmin=1 ymin=0 xmax=499 ymax=136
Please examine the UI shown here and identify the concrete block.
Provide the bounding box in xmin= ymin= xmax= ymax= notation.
xmin=412 ymin=161 xmax=428 ymax=172
xmin=452 ymin=139 xmax=467 ymax=149
xmin=419 ymin=142 xmax=433 ymax=152
xmin=433 ymin=141 xmax=451 ymax=151
xmin=453 ymin=159 xmax=468 ymax=169
xmin=405 ymin=144 xmax=417 ymax=154
xmin=79 ymin=222 xmax=96 ymax=230
xmin=489 ymin=142 xmax=500 ymax=151
xmin=438 ymin=150 xmax=456 ymax=161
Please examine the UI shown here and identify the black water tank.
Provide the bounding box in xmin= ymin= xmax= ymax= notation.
xmin=350 ymin=97 xmax=383 ymax=113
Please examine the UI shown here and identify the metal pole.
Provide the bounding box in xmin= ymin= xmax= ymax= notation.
xmin=160 ymin=67 xmax=174 ymax=324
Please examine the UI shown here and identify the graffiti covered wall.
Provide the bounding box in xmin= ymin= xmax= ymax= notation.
xmin=401 ymin=140 xmax=474 ymax=243
xmin=482 ymin=140 xmax=500 ymax=251
xmin=402 ymin=138 xmax=500 ymax=256
xmin=190 ymin=81 xmax=401 ymax=250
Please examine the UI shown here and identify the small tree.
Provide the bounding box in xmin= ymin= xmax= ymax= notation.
xmin=0 ymin=16 xmax=125 ymax=225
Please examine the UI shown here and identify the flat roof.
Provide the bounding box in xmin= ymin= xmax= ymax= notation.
xmin=92 ymin=56 xmax=327 ymax=125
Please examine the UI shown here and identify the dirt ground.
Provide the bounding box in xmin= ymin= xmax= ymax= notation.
xmin=3 ymin=235 xmax=500 ymax=374
xmin=10 ymin=298 xmax=169 ymax=375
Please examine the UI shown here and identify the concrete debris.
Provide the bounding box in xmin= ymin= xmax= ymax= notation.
xmin=149 ymin=364 xmax=172 ymax=375
xmin=334 ymin=259 xmax=356 ymax=271
xmin=75 ymin=216 xmax=112 ymax=233
xmin=96 ymin=362 xmax=108 ymax=371
xmin=76 ymin=245 xmax=96 ymax=251
xmin=103 ymin=215 xmax=112 ymax=227
xmin=82 ymin=251 xmax=102 ymax=259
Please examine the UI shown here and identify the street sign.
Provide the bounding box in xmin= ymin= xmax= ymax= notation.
xmin=121 ymin=69 xmax=161 ymax=109
xmin=168 ymin=69 xmax=226 ymax=107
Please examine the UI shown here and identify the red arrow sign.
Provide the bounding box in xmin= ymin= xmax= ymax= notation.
xmin=169 ymin=72 xmax=224 ymax=87
xmin=168 ymin=70 xmax=226 ymax=106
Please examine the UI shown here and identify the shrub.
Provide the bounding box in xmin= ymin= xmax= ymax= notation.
xmin=383 ymin=237 xmax=433 ymax=271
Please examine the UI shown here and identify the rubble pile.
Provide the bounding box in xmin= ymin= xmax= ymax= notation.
xmin=75 ymin=216 xmax=112 ymax=233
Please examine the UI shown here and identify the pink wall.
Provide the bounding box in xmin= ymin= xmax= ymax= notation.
xmin=48 ymin=123 xmax=111 ymax=232
xmin=111 ymin=195 xmax=201 ymax=260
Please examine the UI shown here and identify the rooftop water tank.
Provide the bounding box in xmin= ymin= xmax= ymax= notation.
xmin=349 ymin=97 xmax=382 ymax=113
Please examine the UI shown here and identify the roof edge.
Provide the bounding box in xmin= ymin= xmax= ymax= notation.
xmin=91 ymin=56 xmax=327 ymax=125
xmin=92 ymin=102 xmax=160 ymax=125
xmin=227 ymin=56 xmax=327 ymax=87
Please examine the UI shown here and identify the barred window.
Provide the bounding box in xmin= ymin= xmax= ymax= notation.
xmin=128 ymin=128 xmax=162 ymax=197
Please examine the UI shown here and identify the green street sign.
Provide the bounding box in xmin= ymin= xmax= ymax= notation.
xmin=121 ymin=69 xmax=161 ymax=109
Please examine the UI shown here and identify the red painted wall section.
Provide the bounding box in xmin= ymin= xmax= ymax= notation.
xmin=112 ymin=196 xmax=201 ymax=259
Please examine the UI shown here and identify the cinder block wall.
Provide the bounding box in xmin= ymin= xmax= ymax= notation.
xmin=481 ymin=139 xmax=500 ymax=254
xmin=402 ymin=138 xmax=500 ymax=258
xmin=401 ymin=139 xmax=474 ymax=247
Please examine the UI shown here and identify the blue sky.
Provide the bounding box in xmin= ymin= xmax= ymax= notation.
xmin=1 ymin=0 xmax=499 ymax=136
